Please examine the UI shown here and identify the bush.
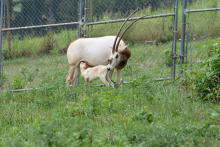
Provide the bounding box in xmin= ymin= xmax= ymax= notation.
xmin=12 ymin=75 xmax=26 ymax=89
xmin=164 ymin=48 xmax=172 ymax=67
xmin=190 ymin=39 xmax=220 ymax=103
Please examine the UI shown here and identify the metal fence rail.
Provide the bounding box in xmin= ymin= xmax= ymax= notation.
xmin=186 ymin=8 xmax=220 ymax=13
xmin=1 ymin=22 xmax=79 ymax=32
xmin=86 ymin=13 xmax=175 ymax=26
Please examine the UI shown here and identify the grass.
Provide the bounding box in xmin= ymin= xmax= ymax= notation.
xmin=0 ymin=38 xmax=220 ymax=146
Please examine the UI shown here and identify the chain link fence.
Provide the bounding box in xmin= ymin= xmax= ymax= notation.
xmin=0 ymin=0 xmax=81 ymax=90
xmin=0 ymin=0 xmax=179 ymax=91
xmin=180 ymin=0 xmax=220 ymax=75
xmin=4 ymin=0 xmax=79 ymax=27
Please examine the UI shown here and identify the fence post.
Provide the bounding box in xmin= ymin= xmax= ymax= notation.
xmin=172 ymin=0 xmax=179 ymax=80
xmin=78 ymin=0 xmax=88 ymax=38
xmin=180 ymin=0 xmax=187 ymax=77
xmin=0 ymin=0 xmax=4 ymax=84
xmin=78 ymin=0 xmax=84 ymax=38
xmin=84 ymin=0 xmax=88 ymax=37
xmin=76 ymin=0 xmax=86 ymax=85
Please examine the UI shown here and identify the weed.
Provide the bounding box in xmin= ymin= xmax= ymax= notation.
xmin=38 ymin=33 xmax=55 ymax=55
xmin=189 ymin=38 xmax=220 ymax=103
xmin=12 ymin=75 xmax=26 ymax=89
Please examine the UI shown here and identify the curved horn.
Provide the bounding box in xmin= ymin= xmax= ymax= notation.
xmin=112 ymin=8 xmax=140 ymax=53
xmin=115 ymin=15 xmax=147 ymax=52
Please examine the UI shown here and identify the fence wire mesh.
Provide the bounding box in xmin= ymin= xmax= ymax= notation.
xmin=0 ymin=0 xmax=180 ymax=91
xmin=182 ymin=0 xmax=220 ymax=74
xmin=88 ymin=0 xmax=175 ymax=22
xmin=3 ymin=0 xmax=79 ymax=28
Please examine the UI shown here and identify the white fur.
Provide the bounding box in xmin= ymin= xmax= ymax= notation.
xmin=66 ymin=36 xmax=126 ymax=86
xmin=80 ymin=62 xmax=113 ymax=86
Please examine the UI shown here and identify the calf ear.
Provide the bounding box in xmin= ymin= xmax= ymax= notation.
xmin=79 ymin=60 xmax=85 ymax=63
xmin=80 ymin=60 xmax=94 ymax=68
xmin=79 ymin=60 xmax=90 ymax=69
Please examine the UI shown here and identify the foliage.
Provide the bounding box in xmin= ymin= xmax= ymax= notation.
xmin=38 ymin=33 xmax=55 ymax=54
xmin=164 ymin=48 xmax=173 ymax=67
xmin=12 ymin=75 xmax=26 ymax=89
xmin=189 ymin=38 xmax=220 ymax=103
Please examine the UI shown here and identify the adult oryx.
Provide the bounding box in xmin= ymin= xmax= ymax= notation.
xmin=66 ymin=36 xmax=130 ymax=86
xmin=66 ymin=9 xmax=144 ymax=86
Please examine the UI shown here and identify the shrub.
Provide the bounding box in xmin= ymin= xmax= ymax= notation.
xmin=38 ymin=33 xmax=55 ymax=55
xmin=190 ymin=39 xmax=220 ymax=103
xmin=12 ymin=75 xmax=26 ymax=89
xmin=164 ymin=48 xmax=172 ymax=67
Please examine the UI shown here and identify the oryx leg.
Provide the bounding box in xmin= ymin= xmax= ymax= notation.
xmin=66 ymin=64 xmax=75 ymax=85
xmin=72 ymin=65 xmax=80 ymax=86
xmin=116 ymin=69 xmax=123 ymax=84
xmin=66 ymin=64 xmax=79 ymax=86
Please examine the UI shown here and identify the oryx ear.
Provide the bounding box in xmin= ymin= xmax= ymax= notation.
xmin=119 ymin=45 xmax=128 ymax=51
xmin=123 ymin=45 xmax=128 ymax=49
xmin=119 ymin=46 xmax=131 ymax=59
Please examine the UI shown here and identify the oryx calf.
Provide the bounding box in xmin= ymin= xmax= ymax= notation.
xmin=79 ymin=61 xmax=114 ymax=86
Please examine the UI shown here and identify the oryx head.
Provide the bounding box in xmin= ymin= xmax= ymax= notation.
xmin=108 ymin=44 xmax=130 ymax=69
xmin=108 ymin=8 xmax=145 ymax=69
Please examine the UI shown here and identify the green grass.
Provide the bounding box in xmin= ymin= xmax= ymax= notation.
xmin=0 ymin=38 xmax=220 ymax=146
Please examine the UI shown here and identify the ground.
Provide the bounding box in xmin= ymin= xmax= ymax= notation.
xmin=0 ymin=42 xmax=219 ymax=146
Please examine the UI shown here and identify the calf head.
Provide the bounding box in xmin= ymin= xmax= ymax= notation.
xmin=79 ymin=60 xmax=92 ymax=70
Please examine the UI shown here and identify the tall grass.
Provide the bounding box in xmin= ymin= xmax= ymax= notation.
xmin=3 ymin=30 xmax=78 ymax=59
xmin=89 ymin=0 xmax=220 ymax=41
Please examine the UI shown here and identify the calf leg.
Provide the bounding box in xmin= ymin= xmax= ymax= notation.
xmin=100 ymin=77 xmax=109 ymax=85
xmin=106 ymin=70 xmax=114 ymax=87
xmin=116 ymin=69 xmax=123 ymax=84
